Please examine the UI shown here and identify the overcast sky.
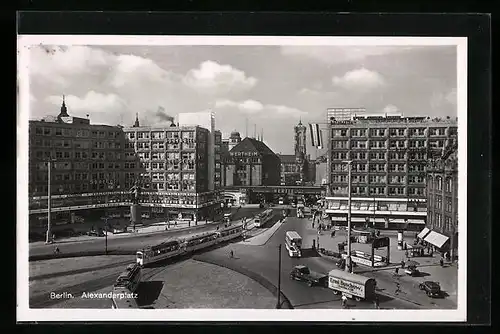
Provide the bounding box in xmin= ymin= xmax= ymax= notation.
xmin=28 ymin=44 xmax=457 ymax=156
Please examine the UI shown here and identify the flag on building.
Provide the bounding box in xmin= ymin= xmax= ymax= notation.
xmin=309 ymin=123 xmax=323 ymax=149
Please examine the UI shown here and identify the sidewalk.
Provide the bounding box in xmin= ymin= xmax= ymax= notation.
xmin=303 ymin=223 xmax=457 ymax=307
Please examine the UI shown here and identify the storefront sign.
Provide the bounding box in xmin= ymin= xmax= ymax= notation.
xmin=351 ymin=256 xmax=373 ymax=267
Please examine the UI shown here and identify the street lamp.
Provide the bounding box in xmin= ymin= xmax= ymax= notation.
xmin=45 ymin=159 xmax=56 ymax=244
xmin=276 ymin=243 xmax=282 ymax=309
xmin=342 ymin=160 xmax=353 ymax=273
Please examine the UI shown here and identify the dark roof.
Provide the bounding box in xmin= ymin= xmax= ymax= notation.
xmin=230 ymin=137 xmax=277 ymax=156
xmin=278 ymin=154 xmax=297 ymax=164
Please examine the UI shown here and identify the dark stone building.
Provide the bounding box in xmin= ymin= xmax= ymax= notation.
xmin=425 ymin=143 xmax=458 ymax=259
xmin=223 ymin=137 xmax=281 ymax=187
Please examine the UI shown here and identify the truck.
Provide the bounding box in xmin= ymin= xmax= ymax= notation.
xmin=289 ymin=265 xmax=328 ymax=287
xmin=327 ymin=269 xmax=377 ymax=301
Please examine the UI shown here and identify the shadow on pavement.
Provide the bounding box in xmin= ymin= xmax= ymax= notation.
xmin=300 ymin=248 xmax=321 ymax=258
xmin=413 ymin=271 xmax=431 ymax=278
xmin=136 ymin=281 xmax=164 ymax=307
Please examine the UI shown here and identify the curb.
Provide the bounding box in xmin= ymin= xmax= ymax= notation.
xmin=193 ymin=256 xmax=293 ymax=309
xmin=29 ymin=249 xmax=136 ymax=262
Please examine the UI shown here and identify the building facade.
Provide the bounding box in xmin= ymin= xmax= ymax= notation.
xmin=326 ymin=113 xmax=458 ymax=199
xmin=322 ymin=111 xmax=458 ymax=230
xmin=28 ymin=101 xmax=223 ymax=235
xmin=223 ymin=137 xmax=281 ymax=187
xmin=425 ymin=144 xmax=458 ymax=258
xmin=278 ymin=120 xmax=312 ymax=186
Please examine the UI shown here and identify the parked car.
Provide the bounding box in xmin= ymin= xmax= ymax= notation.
xmin=419 ymin=281 xmax=442 ymax=298
xmin=405 ymin=266 xmax=420 ymax=277
xmin=87 ymin=229 xmax=105 ymax=237
xmin=289 ymin=265 xmax=328 ymax=287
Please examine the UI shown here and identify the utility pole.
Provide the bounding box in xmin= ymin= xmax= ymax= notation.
xmin=276 ymin=243 xmax=282 ymax=309
xmin=105 ymin=217 xmax=108 ymax=255
xmin=343 ymin=160 xmax=352 ymax=273
xmin=45 ymin=160 xmax=53 ymax=244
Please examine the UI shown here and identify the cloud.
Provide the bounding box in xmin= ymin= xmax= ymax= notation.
xmin=184 ymin=60 xmax=257 ymax=94
xmin=281 ymin=45 xmax=415 ymax=64
xmin=445 ymin=88 xmax=457 ymax=105
xmin=30 ymin=45 xmax=114 ymax=87
xmin=110 ymin=54 xmax=177 ymax=88
xmin=381 ymin=104 xmax=400 ymax=114
xmin=46 ymin=91 xmax=127 ymax=113
xmin=215 ymin=98 xmax=306 ymax=117
xmin=332 ymin=68 xmax=385 ymax=89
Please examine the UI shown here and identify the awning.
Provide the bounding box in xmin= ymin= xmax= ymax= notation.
xmin=417 ymin=227 xmax=431 ymax=239
xmin=424 ymin=231 xmax=450 ymax=249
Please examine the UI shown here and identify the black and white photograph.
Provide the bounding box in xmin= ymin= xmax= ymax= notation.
xmin=17 ymin=34 xmax=467 ymax=322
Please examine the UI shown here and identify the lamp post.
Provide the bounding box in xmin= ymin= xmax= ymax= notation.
xmin=342 ymin=160 xmax=352 ymax=273
xmin=276 ymin=243 xmax=282 ymax=309
xmin=45 ymin=160 xmax=55 ymax=244
xmin=105 ymin=217 xmax=108 ymax=255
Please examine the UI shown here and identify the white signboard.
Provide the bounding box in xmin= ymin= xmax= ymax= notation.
xmin=351 ymin=256 xmax=373 ymax=267
xmin=328 ymin=276 xmax=365 ymax=298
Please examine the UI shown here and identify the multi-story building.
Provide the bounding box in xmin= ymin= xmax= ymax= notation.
xmin=28 ymin=98 xmax=129 ymax=228
xmin=326 ymin=112 xmax=458 ymax=199
xmin=278 ymin=154 xmax=302 ymax=185
xmin=222 ymin=137 xmax=281 ymax=187
xmin=28 ymin=100 xmax=223 ymax=235
xmin=323 ymin=110 xmax=458 ymax=230
xmin=424 ymin=143 xmax=458 ymax=259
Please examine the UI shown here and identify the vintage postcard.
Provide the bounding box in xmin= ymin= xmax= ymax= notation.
xmin=17 ymin=35 xmax=467 ymax=322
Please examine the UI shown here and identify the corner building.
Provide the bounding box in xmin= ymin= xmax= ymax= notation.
xmin=324 ymin=112 xmax=457 ymax=230
xmin=424 ymin=144 xmax=458 ymax=259
xmin=121 ymin=124 xmax=221 ymax=222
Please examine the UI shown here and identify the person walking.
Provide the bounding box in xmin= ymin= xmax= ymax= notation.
xmin=341 ymin=294 xmax=348 ymax=309
xmin=439 ymin=257 xmax=444 ymax=267
xmin=395 ymin=282 xmax=401 ymax=295
xmin=229 ymin=250 xmax=234 ymax=259
xmin=53 ymin=246 xmax=60 ymax=254
xmin=400 ymin=260 xmax=405 ymax=268
xmin=374 ymin=296 xmax=380 ymax=309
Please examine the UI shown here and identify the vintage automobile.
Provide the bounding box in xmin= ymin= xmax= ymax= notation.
xmin=289 ymin=265 xmax=328 ymax=287
xmin=404 ymin=266 xmax=420 ymax=277
xmin=418 ymin=281 xmax=442 ymax=298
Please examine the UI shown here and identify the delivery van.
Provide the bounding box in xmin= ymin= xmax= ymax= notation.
xmin=328 ymin=269 xmax=377 ymax=301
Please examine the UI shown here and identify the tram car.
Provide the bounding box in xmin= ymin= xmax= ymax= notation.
xmin=183 ymin=232 xmax=219 ymax=253
xmin=216 ymin=224 xmax=244 ymax=243
xmin=136 ymin=239 xmax=183 ymax=267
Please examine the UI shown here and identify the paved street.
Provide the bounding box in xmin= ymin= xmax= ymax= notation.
xmin=29 ymin=206 xmax=263 ymax=257
xmin=195 ymin=210 xmax=456 ymax=309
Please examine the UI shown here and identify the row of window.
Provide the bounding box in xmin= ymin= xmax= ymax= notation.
xmin=332 ymin=127 xmax=456 ymax=138
xmin=429 ymin=195 xmax=454 ymax=213
xmin=428 ymin=175 xmax=455 ymax=193
xmin=430 ymin=213 xmax=455 ymax=232
xmin=126 ymin=131 xmax=196 ymax=140
xmin=331 ymin=185 xmax=425 ymax=196
xmin=32 ymin=139 xmax=122 ymax=150
xmin=34 ymin=127 xmax=122 ymax=138
xmin=129 ymin=142 xmax=197 ymax=150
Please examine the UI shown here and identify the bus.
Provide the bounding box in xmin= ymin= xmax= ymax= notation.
xmin=285 ymin=231 xmax=302 ymax=258
xmin=254 ymin=209 xmax=273 ymax=228
xmin=113 ymin=263 xmax=142 ymax=293
xmin=111 ymin=286 xmax=139 ymax=309
xmin=136 ymin=240 xmax=183 ymax=267
xmin=216 ymin=224 xmax=244 ymax=243
xmin=184 ymin=232 xmax=219 ymax=253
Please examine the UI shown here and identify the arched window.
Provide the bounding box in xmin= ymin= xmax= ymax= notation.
xmin=428 ymin=176 xmax=434 ymax=190
xmin=445 ymin=177 xmax=453 ymax=193
xmin=436 ymin=176 xmax=443 ymax=191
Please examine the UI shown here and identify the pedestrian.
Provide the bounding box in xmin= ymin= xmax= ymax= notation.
xmin=394 ymin=267 xmax=399 ymax=275
xmin=374 ymin=296 xmax=380 ymax=309
xmin=395 ymin=283 xmax=401 ymax=295
xmin=341 ymin=294 xmax=348 ymax=308
xmin=440 ymin=257 xmax=444 ymax=267
xmin=331 ymin=230 xmax=336 ymax=238
xmin=53 ymin=246 xmax=60 ymax=254
xmin=377 ymin=230 xmax=381 ymax=237
xmin=229 ymin=250 xmax=234 ymax=258
xmin=400 ymin=260 xmax=405 ymax=268
xmin=405 ymin=249 xmax=409 ymax=258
